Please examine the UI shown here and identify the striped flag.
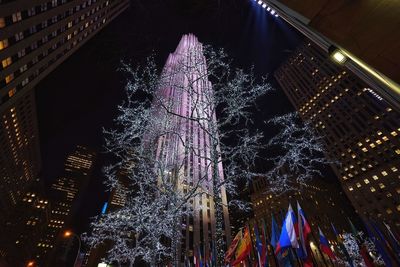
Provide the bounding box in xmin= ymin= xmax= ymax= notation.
xmin=318 ymin=227 xmax=336 ymax=260
xmin=275 ymin=204 xmax=299 ymax=254
xmin=297 ymin=202 xmax=313 ymax=267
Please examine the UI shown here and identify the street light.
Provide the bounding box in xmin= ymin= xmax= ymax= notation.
xmin=63 ymin=230 xmax=82 ymax=267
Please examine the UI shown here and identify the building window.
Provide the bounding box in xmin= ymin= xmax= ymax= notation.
xmin=8 ymin=88 xmax=16 ymax=98
xmin=12 ymin=12 xmax=22 ymax=23
xmin=5 ymin=73 xmax=14 ymax=84
xmin=19 ymin=64 xmax=27 ymax=73
xmin=15 ymin=32 xmax=24 ymax=41
xmin=378 ymin=183 xmax=385 ymax=189
xmin=348 ymin=186 xmax=354 ymax=191
xmin=370 ymin=187 xmax=376 ymax=192
xmin=28 ymin=7 xmax=36 ymax=16
xmin=2 ymin=57 xmax=12 ymax=68
xmin=381 ymin=171 xmax=388 ymax=176
xmin=17 ymin=49 xmax=26 ymax=58
xmin=0 ymin=39 xmax=9 ymax=50
xmin=0 ymin=18 xmax=5 ymax=28
xmin=363 ymin=179 xmax=370 ymax=184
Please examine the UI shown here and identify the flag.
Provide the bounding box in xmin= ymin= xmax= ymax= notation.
xmin=254 ymin=222 xmax=263 ymax=266
xmin=318 ymin=227 xmax=336 ymax=259
xmin=331 ymin=223 xmax=354 ymax=267
xmin=198 ymin=246 xmax=204 ymax=267
xmin=384 ymin=222 xmax=400 ymax=259
xmin=347 ymin=218 xmax=374 ymax=267
xmin=297 ymin=202 xmax=313 ymax=267
xmin=270 ymin=215 xmax=280 ymax=250
xmin=225 ymin=230 xmax=242 ymax=263
xmin=275 ymin=204 xmax=299 ymax=254
xmin=364 ymin=220 xmax=392 ymax=267
xmin=232 ymin=226 xmax=252 ymax=265
xmin=261 ymin=218 xmax=269 ymax=267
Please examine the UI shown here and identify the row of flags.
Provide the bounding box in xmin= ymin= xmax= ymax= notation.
xmin=224 ymin=201 xmax=400 ymax=266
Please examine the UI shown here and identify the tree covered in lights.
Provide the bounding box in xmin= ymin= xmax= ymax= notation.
xmin=84 ymin=35 xmax=271 ymax=266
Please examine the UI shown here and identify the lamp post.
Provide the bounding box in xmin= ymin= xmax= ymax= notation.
xmin=63 ymin=230 xmax=82 ymax=267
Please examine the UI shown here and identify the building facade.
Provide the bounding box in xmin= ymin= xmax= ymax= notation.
xmin=0 ymin=146 xmax=96 ymax=266
xmin=274 ymin=41 xmax=400 ymax=229
xmin=154 ymin=34 xmax=231 ymax=264
xmin=0 ymin=1 xmax=128 ymax=265
xmin=0 ymin=0 xmax=129 ymax=205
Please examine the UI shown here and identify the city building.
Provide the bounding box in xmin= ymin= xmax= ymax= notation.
xmin=274 ymin=41 xmax=400 ymax=229
xmin=0 ymin=146 xmax=96 ymax=266
xmin=0 ymin=89 xmax=40 ymax=221
xmin=260 ymin=0 xmax=400 ymax=109
xmin=154 ymin=34 xmax=231 ymax=265
xmin=0 ymin=1 xmax=128 ymax=264
xmin=46 ymin=145 xmax=96 ymax=266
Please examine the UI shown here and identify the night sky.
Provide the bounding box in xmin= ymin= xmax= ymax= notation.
xmin=35 ymin=0 xmax=304 ymax=233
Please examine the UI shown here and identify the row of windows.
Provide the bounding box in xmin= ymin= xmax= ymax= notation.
xmin=1 ymin=14 xmax=108 ymax=105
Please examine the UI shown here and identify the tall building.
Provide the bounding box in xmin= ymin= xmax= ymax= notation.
xmin=46 ymin=145 xmax=96 ymax=266
xmin=274 ymin=41 xmax=400 ymax=229
xmin=0 ymin=0 xmax=129 ymax=107
xmin=0 ymin=0 xmax=129 ymax=196
xmin=154 ymin=34 xmax=231 ymax=264
xmin=0 ymin=1 xmax=128 ymax=264
xmin=0 ymin=146 xmax=96 ymax=266
xmin=0 ymin=89 xmax=40 ymax=220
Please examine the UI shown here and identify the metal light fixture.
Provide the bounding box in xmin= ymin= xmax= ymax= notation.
xmin=329 ymin=46 xmax=347 ymax=64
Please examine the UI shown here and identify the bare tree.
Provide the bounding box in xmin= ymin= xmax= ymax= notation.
xmin=84 ymin=41 xmax=271 ymax=266
xmin=263 ymin=112 xmax=334 ymax=194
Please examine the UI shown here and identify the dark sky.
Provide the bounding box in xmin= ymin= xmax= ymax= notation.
xmin=35 ymin=0 xmax=304 ymax=233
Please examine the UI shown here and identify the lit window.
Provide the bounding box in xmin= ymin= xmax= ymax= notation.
xmin=386 ymin=107 xmax=392 ymax=112
xmin=357 ymin=142 xmax=363 ymax=147
xmin=356 ymin=183 xmax=361 ymax=188
xmin=0 ymin=39 xmax=8 ymax=50
xmin=391 ymin=167 xmax=398 ymax=172
xmin=391 ymin=131 xmax=397 ymax=136
xmin=381 ymin=171 xmax=388 ymax=176
xmin=387 ymin=193 xmax=392 ymax=197
xmin=396 ymin=149 xmax=400 ymax=155
xmin=348 ymin=186 xmax=354 ymax=191
xmin=377 ymin=131 xmax=382 ymax=135
xmin=362 ymin=148 xmax=368 ymax=152
xmin=376 ymin=140 xmax=382 ymax=145
xmin=370 ymin=187 xmax=376 ymax=192
xmin=369 ymin=143 xmax=376 ymax=148
xmin=386 ymin=209 xmax=392 ymax=214
xmin=2 ymin=57 xmax=12 ymax=68
xmin=8 ymin=88 xmax=16 ymax=98
xmin=5 ymin=73 xmax=14 ymax=84
xmin=364 ymin=179 xmax=370 ymax=184
xmin=379 ymin=183 xmax=385 ymax=189
xmin=0 ymin=18 xmax=5 ymax=28
xmin=12 ymin=12 xmax=22 ymax=23
xmin=382 ymin=136 xmax=389 ymax=141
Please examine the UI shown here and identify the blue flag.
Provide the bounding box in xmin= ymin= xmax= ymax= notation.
xmin=364 ymin=220 xmax=392 ymax=267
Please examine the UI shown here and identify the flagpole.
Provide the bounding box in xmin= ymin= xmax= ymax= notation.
xmin=310 ymin=230 xmax=328 ymax=266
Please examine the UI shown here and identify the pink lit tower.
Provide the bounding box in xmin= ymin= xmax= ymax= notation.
xmin=154 ymin=34 xmax=231 ymax=264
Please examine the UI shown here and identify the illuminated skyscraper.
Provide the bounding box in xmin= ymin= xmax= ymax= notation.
xmin=0 ymin=89 xmax=41 ymax=224
xmin=275 ymin=41 xmax=400 ymax=229
xmin=155 ymin=34 xmax=231 ymax=264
